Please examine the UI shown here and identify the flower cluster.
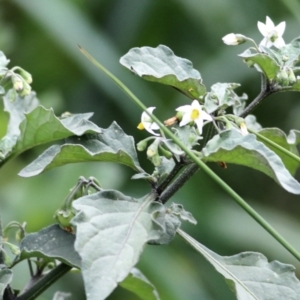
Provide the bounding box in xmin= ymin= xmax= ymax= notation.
xmin=222 ymin=16 xmax=286 ymax=49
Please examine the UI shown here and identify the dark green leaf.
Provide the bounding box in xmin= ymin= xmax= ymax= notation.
xmin=202 ymin=129 xmax=300 ymax=194
xmin=120 ymin=268 xmax=160 ymax=300
xmin=120 ymin=45 xmax=206 ymax=99
xmin=19 ymin=122 xmax=143 ymax=177
xmin=15 ymin=106 xmax=101 ymax=156
xmin=72 ymin=190 xmax=165 ymax=300
xmin=239 ymin=49 xmax=280 ymax=80
xmin=257 ymin=128 xmax=300 ymax=175
xmin=178 ymin=229 xmax=300 ymax=300
xmin=20 ymin=224 xmax=81 ymax=268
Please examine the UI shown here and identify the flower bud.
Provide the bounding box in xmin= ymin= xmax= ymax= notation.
xmin=287 ymin=68 xmax=296 ymax=84
xmin=18 ymin=80 xmax=32 ymax=97
xmin=18 ymin=68 xmax=33 ymax=84
xmin=136 ymin=139 xmax=148 ymax=151
xmin=11 ymin=74 xmax=23 ymax=91
xmin=150 ymin=153 xmax=161 ymax=166
xmin=277 ymin=68 xmax=289 ymax=86
xmin=146 ymin=140 xmax=159 ymax=158
xmin=4 ymin=241 xmax=20 ymax=256
xmin=222 ymin=33 xmax=247 ymax=45
xmin=175 ymin=111 xmax=184 ymax=122
xmin=54 ymin=209 xmax=75 ymax=230
xmin=159 ymin=146 xmax=173 ymax=159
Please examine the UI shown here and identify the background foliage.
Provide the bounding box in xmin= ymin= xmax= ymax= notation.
xmin=1 ymin=0 xmax=300 ymax=299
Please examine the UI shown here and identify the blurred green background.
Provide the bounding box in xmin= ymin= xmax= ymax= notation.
xmin=1 ymin=0 xmax=300 ymax=299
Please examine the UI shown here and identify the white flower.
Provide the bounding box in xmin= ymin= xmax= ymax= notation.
xmin=222 ymin=33 xmax=246 ymax=45
xmin=137 ymin=107 xmax=160 ymax=136
xmin=176 ymin=100 xmax=212 ymax=134
xmin=257 ymin=16 xmax=285 ymax=49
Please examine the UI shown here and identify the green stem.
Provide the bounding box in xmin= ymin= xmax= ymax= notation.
xmin=80 ymin=47 xmax=300 ymax=262
xmin=16 ymin=263 xmax=71 ymax=300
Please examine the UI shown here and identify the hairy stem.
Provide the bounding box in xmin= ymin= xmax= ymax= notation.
xmin=156 ymin=160 xmax=185 ymax=196
xmin=160 ymin=163 xmax=199 ymax=204
xmin=239 ymin=74 xmax=276 ymax=118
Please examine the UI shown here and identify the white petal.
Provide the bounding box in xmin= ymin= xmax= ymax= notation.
xmin=259 ymin=37 xmax=269 ymax=47
xmin=147 ymin=128 xmax=160 ymax=136
xmin=201 ymin=110 xmax=213 ymax=121
xmin=276 ymin=21 xmax=286 ymax=36
xmin=150 ymin=122 xmax=160 ymax=130
xmin=265 ymin=16 xmax=275 ymax=29
xmin=195 ymin=119 xmax=204 ymax=134
xmin=176 ymin=105 xmax=192 ymax=113
xmin=191 ymin=99 xmax=201 ymax=109
xmin=273 ymin=37 xmax=285 ymax=48
xmin=258 ymin=21 xmax=268 ymax=36
xmin=144 ymin=123 xmax=160 ymax=136
xmin=179 ymin=113 xmax=192 ymax=127
xmin=141 ymin=107 xmax=156 ymax=122
xmin=222 ymin=33 xmax=238 ymax=45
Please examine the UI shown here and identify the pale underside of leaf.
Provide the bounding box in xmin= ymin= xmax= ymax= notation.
xmin=202 ymin=129 xmax=300 ymax=194
xmin=257 ymin=128 xmax=300 ymax=175
xmin=0 ymin=91 xmax=39 ymax=159
xmin=19 ymin=121 xmax=143 ymax=177
xmin=177 ymin=229 xmax=300 ymax=300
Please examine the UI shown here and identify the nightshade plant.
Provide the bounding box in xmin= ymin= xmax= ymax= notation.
xmin=1 ymin=16 xmax=300 ymax=300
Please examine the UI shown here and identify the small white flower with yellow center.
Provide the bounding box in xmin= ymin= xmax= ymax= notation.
xmin=137 ymin=107 xmax=160 ymax=136
xmin=176 ymin=100 xmax=212 ymax=134
xmin=258 ymin=16 xmax=286 ymax=49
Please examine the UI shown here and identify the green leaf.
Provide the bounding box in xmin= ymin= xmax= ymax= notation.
xmin=0 ymin=91 xmax=39 ymax=160
xmin=0 ymin=92 xmax=101 ymax=163
xmin=120 ymin=45 xmax=206 ymax=99
xmin=72 ymin=190 xmax=165 ymax=300
xmin=120 ymin=268 xmax=160 ymax=300
xmin=177 ymin=229 xmax=300 ymax=300
xmin=202 ymin=129 xmax=300 ymax=194
xmin=204 ymin=83 xmax=247 ymax=114
xmin=167 ymin=203 xmax=197 ymax=225
xmin=257 ymin=128 xmax=300 ymax=175
xmin=19 ymin=122 xmax=143 ymax=177
xmin=239 ymin=48 xmax=280 ymax=81
xmin=14 ymin=107 xmax=101 ymax=155
xmin=0 ymin=265 xmax=12 ymax=298
xmin=20 ymin=224 xmax=81 ymax=268
xmin=261 ymin=38 xmax=300 ymax=68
